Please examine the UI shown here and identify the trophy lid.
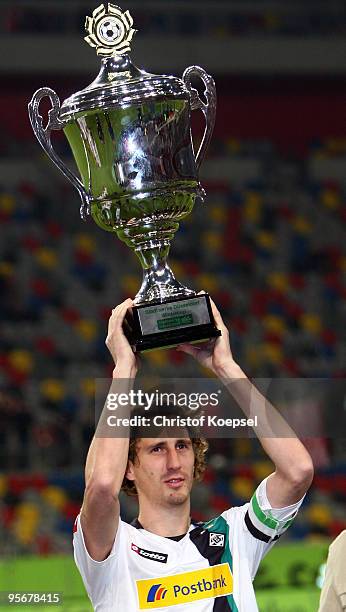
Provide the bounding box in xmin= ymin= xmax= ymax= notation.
xmin=60 ymin=3 xmax=188 ymax=122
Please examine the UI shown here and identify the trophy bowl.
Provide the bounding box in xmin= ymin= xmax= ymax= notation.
xmin=28 ymin=3 xmax=221 ymax=352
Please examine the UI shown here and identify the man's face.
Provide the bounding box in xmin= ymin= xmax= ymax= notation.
xmin=126 ymin=435 xmax=195 ymax=508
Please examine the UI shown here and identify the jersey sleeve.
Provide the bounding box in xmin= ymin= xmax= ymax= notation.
xmin=245 ymin=476 xmax=304 ymax=546
xmin=224 ymin=476 xmax=305 ymax=580
xmin=73 ymin=513 xmax=122 ymax=607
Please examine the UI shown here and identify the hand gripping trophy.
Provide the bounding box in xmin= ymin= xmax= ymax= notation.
xmin=28 ymin=3 xmax=220 ymax=352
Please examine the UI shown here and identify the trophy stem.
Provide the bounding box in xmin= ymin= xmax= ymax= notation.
xmin=134 ymin=243 xmax=195 ymax=304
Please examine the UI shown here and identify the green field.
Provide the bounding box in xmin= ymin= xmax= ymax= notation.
xmin=0 ymin=541 xmax=327 ymax=611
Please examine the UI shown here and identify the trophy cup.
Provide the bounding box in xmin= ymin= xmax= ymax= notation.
xmin=28 ymin=3 xmax=221 ymax=352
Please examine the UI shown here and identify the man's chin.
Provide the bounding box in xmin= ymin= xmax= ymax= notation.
xmin=166 ymin=490 xmax=189 ymax=505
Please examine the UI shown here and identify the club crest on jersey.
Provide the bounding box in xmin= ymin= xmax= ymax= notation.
xmin=209 ymin=532 xmax=225 ymax=547
xmin=131 ymin=543 xmax=168 ymax=563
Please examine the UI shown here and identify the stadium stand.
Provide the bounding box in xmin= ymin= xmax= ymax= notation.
xmin=1 ymin=131 xmax=345 ymax=555
xmin=0 ymin=7 xmax=345 ymax=594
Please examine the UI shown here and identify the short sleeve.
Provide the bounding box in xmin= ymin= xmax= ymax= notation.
xmin=245 ymin=476 xmax=305 ymax=544
xmin=73 ymin=513 xmax=121 ymax=606
xmin=224 ymin=477 xmax=306 ymax=582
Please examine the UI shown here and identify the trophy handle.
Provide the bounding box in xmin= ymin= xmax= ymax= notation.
xmin=28 ymin=87 xmax=90 ymax=219
xmin=182 ymin=66 xmax=216 ymax=169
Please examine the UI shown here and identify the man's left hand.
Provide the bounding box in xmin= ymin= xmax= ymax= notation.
xmin=176 ymin=295 xmax=238 ymax=377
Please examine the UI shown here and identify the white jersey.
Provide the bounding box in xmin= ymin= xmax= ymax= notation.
xmin=73 ymin=477 xmax=304 ymax=612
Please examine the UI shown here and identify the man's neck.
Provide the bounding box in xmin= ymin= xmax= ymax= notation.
xmin=138 ymin=501 xmax=191 ymax=538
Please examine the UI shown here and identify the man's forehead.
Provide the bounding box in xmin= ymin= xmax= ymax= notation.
xmin=138 ymin=435 xmax=191 ymax=448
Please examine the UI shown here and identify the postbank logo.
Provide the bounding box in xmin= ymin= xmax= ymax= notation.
xmin=136 ymin=562 xmax=233 ymax=609
xmin=146 ymin=584 xmax=168 ymax=603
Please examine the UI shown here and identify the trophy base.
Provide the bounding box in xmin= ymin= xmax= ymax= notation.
xmin=124 ymin=294 xmax=221 ymax=353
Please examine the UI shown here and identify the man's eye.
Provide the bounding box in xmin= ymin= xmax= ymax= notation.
xmin=177 ymin=442 xmax=188 ymax=449
xmin=151 ymin=446 xmax=162 ymax=453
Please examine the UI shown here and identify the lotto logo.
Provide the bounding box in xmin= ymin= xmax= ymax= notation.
xmin=209 ymin=532 xmax=225 ymax=547
xmin=131 ymin=543 xmax=168 ymax=563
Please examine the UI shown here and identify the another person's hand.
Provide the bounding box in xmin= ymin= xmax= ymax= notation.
xmin=177 ymin=296 xmax=239 ymax=378
xmin=106 ymin=298 xmax=139 ymax=376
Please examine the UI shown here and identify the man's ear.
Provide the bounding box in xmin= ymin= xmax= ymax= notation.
xmin=125 ymin=460 xmax=135 ymax=482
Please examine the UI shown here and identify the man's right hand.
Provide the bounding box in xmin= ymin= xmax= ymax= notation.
xmin=106 ymin=298 xmax=139 ymax=376
xmin=80 ymin=298 xmax=137 ymax=563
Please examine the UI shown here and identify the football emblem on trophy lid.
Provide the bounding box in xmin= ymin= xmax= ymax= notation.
xmin=85 ymin=3 xmax=137 ymax=56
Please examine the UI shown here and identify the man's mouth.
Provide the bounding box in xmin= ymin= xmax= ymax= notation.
xmin=164 ymin=477 xmax=185 ymax=489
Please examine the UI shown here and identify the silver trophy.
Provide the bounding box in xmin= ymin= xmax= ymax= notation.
xmin=28 ymin=3 xmax=220 ymax=352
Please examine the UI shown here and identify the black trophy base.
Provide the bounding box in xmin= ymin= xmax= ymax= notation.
xmin=124 ymin=293 xmax=221 ymax=353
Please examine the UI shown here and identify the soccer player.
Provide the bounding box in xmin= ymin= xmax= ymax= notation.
xmin=73 ymin=297 xmax=314 ymax=611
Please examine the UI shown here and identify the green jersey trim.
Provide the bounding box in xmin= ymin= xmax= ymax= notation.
xmin=204 ymin=515 xmax=239 ymax=612
xmin=252 ymin=492 xmax=279 ymax=530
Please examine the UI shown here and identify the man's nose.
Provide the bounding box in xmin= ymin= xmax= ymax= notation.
xmin=166 ymin=448 xmax=181 ymax=471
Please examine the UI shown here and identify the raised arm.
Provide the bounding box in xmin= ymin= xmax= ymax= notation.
xmin=177 ymin=297 xmax=314 ymax=508
xmin=81 ymin=299 xmax=138 ymax=561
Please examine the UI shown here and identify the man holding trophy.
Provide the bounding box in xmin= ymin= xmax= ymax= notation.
xmin=29 ymin=4 xmax=314 ymax=610
xmin=71 ymin=296 xmax=313 ymax=611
